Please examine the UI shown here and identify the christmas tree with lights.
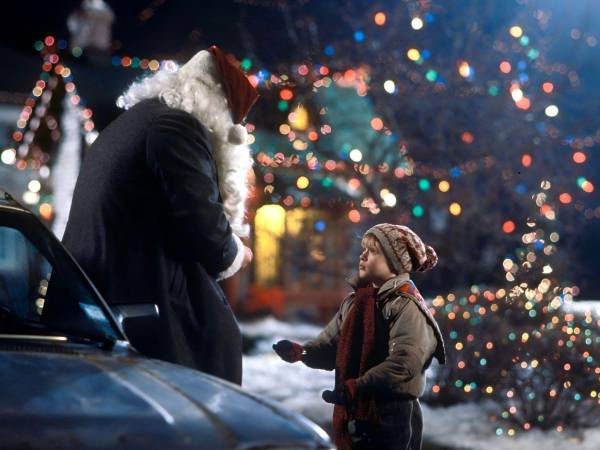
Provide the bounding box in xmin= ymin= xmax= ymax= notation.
xmin=241 ymin=0 xmax=597 ymax=297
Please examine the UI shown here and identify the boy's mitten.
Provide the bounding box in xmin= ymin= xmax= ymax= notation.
xmin=322 ymin=379 xmax=357 ymax=408
xmin=272 ymin=339 xmax=305 ymax=363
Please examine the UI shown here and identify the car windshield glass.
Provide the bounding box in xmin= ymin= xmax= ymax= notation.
xmin=0 ymin=211 xmax=120 ymax=344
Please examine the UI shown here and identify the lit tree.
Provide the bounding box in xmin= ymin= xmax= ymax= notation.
xmin=242 ymin=0 xmax=597 ymax=294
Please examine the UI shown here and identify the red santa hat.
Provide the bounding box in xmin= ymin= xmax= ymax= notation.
xmin=178 ymin=45 xmax=259 ymax=145
xmin=207 ymin=45 xmax=259 ymax=125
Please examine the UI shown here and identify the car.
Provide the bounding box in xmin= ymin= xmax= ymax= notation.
xmin=0 ymin=189 xmax=333 ymax=450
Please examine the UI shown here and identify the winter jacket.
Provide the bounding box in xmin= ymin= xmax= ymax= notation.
xmin=302 ymin=272 xmax=446 ymax=400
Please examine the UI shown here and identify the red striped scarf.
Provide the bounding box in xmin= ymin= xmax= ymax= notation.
xmin=332 ymin=284 xmax=383 ymax=449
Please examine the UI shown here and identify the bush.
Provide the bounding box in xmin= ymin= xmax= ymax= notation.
xmin=423 ymin=286 xmax=600 ymax=432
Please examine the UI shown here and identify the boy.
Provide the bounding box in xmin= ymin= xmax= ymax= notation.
xmin=273 ymin=223 xmax=446 ymax=450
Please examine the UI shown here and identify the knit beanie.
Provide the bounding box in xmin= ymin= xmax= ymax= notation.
xmin=365 ymin=223 xmax=438 ymax=274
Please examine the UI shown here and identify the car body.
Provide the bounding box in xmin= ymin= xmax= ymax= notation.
xmin=0 ymin=189 xmax=333 ymax=450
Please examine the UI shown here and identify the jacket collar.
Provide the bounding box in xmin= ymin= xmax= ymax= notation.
xmin=344 ymin=272 xmax=411 ymax=301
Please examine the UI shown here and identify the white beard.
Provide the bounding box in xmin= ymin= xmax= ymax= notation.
xmin=210 ymin=136 xmax=252 ymax=239
xmin=116 ymin=54 xmax=253 ymax=238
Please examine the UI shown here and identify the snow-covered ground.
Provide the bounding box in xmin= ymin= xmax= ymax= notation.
xmin=241 ymin=317 xmax=335 ymax=425
xmin=240 ymin=313 xmax=600 ymax=450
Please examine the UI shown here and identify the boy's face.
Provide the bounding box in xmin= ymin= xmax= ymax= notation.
xmin=359 ymin=235 xmax=397 ymax=286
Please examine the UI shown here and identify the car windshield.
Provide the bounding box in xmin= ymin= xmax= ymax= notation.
xmin=0 ymin=206 xmax=121 ymax=345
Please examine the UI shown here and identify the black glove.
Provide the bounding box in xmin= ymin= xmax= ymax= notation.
xmin=322 ymin=386 xmax=351 ymax=407
xmin=322 ymin=388 xmax=347 ymax=406
xmin=272 ymin=339 xmax=305 ymax=363
xmin=322 ymin=379 xmax=357 ymax=410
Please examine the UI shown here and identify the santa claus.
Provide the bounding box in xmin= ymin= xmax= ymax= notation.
xmin=62 ymin=46 xmax=259 ymax=384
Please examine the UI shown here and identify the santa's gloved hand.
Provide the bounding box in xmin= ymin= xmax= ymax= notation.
xmin=322 ymin=379 xmax=357 ymax=407
xmin=272 ymin=339 xmax=305 ymax=363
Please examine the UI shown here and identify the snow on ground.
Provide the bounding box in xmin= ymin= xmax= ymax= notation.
xmin=240 ymin=314 xmax=600 ymax=450
xmin=242 ymin=348 xmax=335 ymax=426
xmin=421 ymin=401 xmax=600 ymax=450
xmin=240 ymin=317 xmax=336 ymax=425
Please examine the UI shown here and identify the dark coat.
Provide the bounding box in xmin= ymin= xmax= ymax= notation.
xmin=62 ymin=98 xmax=243 ymax=384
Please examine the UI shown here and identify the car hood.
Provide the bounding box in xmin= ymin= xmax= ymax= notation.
xmin=0 ymin=346 xmax=332 ymax=449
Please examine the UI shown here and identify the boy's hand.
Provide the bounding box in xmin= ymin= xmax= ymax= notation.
xmin=322 ymin=379 xmax=357 ymax=408
xmin=322 ymin=388 xmax=348 ymax=406
xmin=272 ymin=339 xmax=305 ymax=363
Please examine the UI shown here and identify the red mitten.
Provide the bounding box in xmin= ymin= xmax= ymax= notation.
xmin=272 ymin=339 xmax=305 ymax=363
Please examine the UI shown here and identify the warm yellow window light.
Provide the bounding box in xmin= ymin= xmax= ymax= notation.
xmin=254 ymin=204 xmax=286 ymax=286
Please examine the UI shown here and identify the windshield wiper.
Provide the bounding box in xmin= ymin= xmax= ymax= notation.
xmin=0 ymin=333 xmax=114 ymax=349
xmin=62 ymin=332 xmax=116 ymax=350
xmin=0 ymin=307 xmax=115 ymax=349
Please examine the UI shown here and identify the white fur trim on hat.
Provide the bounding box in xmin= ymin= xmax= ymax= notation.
xmin=178 ymin=50 xmax=221 ymax=89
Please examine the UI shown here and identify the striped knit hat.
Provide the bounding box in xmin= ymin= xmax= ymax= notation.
xmin=365 ymin=223 xmax=438 ymax=273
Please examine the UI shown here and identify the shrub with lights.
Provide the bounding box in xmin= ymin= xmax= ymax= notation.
xmin=425 ymin=187 xmax=600 ymax=433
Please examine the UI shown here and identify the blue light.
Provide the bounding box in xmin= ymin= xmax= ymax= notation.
xmin=450 ymin=167 xmax=461 ymax=178
xmin=354 ymin=31 xmax=365 ymax=42
xmin=257 ymin=69 xmax=269 ymax=81
xmin=424 ymin=12 xmax=435 ymax=23
xmin=518 ymin=60 xmax=527 ymax=71
xmin=515 ymin=183 xmax=527 ymax=194
xmin=421 ymin=49 xmax=431 ymax=60
xmin=111 ymin=55 xmax=121 ymax=66
xmin=324 ymin=45 xmax=335 ymax=56
xmin=315 ymin=220 xmax=326 ymax=232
